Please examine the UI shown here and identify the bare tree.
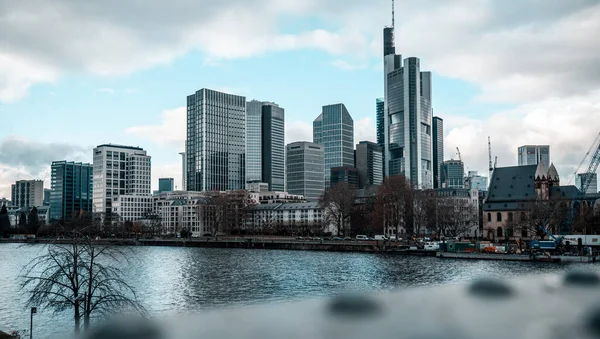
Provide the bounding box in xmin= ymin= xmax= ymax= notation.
xmin=413 ymin=190 xmax=435 ymax=238
xmin=21 ymin=234 xmax=145 ymax=334
xmin=516 ymin=198 xmax=570 ymax=239
xmin=320 ymin=182 xmax=355 ymax=236
xmin=373 ymin=176 xmax=411 ymax=239
xmin=443 ymin=199 xmax=478 ymax=238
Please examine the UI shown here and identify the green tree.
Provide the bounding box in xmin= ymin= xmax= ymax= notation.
xmin=28 ymin=206 xmax=40 ymax=234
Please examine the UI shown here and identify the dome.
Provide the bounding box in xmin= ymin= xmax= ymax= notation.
xmin=535 ymin=159 xmax=548 ymax=180
xmin=547 ymin=163 xmax=559 ymax=181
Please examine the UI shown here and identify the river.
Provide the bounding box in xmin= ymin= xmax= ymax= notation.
xmin=0 ymin=243 xmax=596 ymax=338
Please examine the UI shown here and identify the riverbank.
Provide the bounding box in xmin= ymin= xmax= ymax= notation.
xmin=437 ymin=251 xmax=599 ymax=263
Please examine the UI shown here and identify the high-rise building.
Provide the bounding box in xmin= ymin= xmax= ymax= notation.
xmin=43 ymin=188 xmax=51 ymax=206
xmin=179 ymin=146 xmax=187 ymax=191
xmin=92 ymin=144 xmax=151 ymax=218
xmin=158 ymin=178 xmax=174 ymax=193
xmin=518 ymin=145 xmax=550 ymax=169
xmin=286 ymin=142 xmax=324 ymax=200
xmin=355 ymin=141 xmax=383 ymax=189
xmin=330 ymin=166 xmax=359 ymax=189
xmin=441 ymin=160 xmax=465 ymax=188
xmin=262 ymin=103 xmax=285 ymax=191
xmin=313 ymin=103 xmax=354 ymax=188
xmin=432 ymin=117 xmax=444 ymax=189
xmin=11 ymin=180 xmax=44 ymax=208
xmin=467 ymin=170 xmax=488 ymax=192
xmin=49 ymin=161 xmax=93 ymax=221
xmin=576 ymin=173 xmax=598 ymax=194
xmin=383 ymin=5 xmax=433 ymax=189
xmin=376 ymin=98 xmax=385 ymax=148
xmin=187 ymin=89 xmax=246 ymax=192
xmin=246 ymin=100 xmax=263 ymax=184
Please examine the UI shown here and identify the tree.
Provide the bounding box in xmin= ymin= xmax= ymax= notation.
xmin=28 ymin=206 xmax=40 ymax=234
xmin=413 ymin=190 xmax=435 ymax=238
xmin=373 ymin=176 xmax=412 ymax=239
xmin=0 ymin=204 xmax=10 ymax=237
xmin=320 ymin=182 xmax=355 ymax=236
xmin=202 ymin=190 xmax=255 ymax=235
xmin=21 ymin=235 xmax=145 ymax=334
xmin=19 ymin=212 xmax=27 ymax=226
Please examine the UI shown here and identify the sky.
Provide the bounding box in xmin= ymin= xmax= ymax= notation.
xmin=1 ymin=0 xmax=599 ymax=197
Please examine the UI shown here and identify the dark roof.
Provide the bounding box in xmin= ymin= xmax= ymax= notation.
xmin=96 ymin=144 xmax=144 ymax=151
xmin=549 ymin=185 xmax=580 ymax=199
xmin=486 ymin=165 xmax=537 ymax=202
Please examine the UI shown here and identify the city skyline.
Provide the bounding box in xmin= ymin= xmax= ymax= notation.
xmin=1 ymin=1 xmax=599 ymax=197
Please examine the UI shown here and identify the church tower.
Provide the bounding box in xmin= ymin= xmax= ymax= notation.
xmin=547 ymin=162 xmax=560 ymax=187
xmin=535 ymin=160 xmax=549 ymax=200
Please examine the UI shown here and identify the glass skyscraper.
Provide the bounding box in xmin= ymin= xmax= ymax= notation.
xmin=262 ymin=104 xmax=285 ymax=191
xmin=441 ymin=160 xmax=465 ymax=189
xmin=313 ymin=104 xmax=354 ymax=188
xmin=50 ymin=161 xmax=93 ymax=221
xmin=432 ymin=116 xmax=444 ymax=188
xmin=376 ymin=98 xmax=385 ymax=148
xmin=286 ymin=142 xmax=324 ymax=200
xmin=186 ymin=88 xmax=246 ymax=192
xmin=158 ymin=178 xmax=174 ymax=192
xmin=355 ymin=141 xmax=383 ymax=189
xmin=518 ymin=145 xmax=550 ymax=169
xmin=245 ymin=100 xmax=263 ymax=184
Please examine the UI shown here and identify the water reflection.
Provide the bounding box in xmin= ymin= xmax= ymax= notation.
xmin=0 ymin=244 xmax=596 ymax=338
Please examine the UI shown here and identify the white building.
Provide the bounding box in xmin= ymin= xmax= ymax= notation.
xmin=152 ymin=191 xmax=209 ymax=235
xmin=112 ymin=195 xmax=154 ymax=222
xmin=11 ymin=180 xmax=44 ymax=208
xmin=246 ymin=201 xmax=335 ymax=235
xmin=92 ymin=144 xmax=151 ymax=220
xmin=249 ymin=191 xmax=306 ymax=205
xmin=179 ymin=147 xmax=187 ymax=191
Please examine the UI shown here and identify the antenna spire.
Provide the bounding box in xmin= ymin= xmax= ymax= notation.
xmin=392 ymin=0 xmax=395 ymax=28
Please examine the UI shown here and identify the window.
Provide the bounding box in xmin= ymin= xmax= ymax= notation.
xmin=521 ymin=229 xmax=528 ymax=238
xmin=487 ymin=213 xmax=491 ymax=222
xmin=508 ymin=212 xmax=513 ymax=222
xmin=497 ymin=227 xmax=503 ymax=237
xmin=496 ymin=212 xmax=502 ymax=222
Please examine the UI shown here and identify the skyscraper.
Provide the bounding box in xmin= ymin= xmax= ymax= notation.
xmin=441 ymin=160 xmax=465 ymax=188
xmin=49 ymin=161 xmax=93 ymax=221
xmin=576 ymin=173 xmax=598 ymax=194
xmin=376 ymin=98 xmax=385 ymax=148
xmin=432 ymin=117 xmax=444 ymax=188
xmin=11 ymin=180 xmax=44 ymax=208
xmin=355 ymin=141 xmax=383 ymax=189
xmin=92 ymin=144 xmax=151 ymax=217
xmin=245 ymin=100 xmax=263 ymax=184
xmin=261 ymin=103 xmax=285 ymax=191
xmin=313 ymin=103 xmax=354 ymax=188
xmin=179 ymin=149 xmax=187 ymax=191
xmin=186 ymin=88 xmax=246 ymax=192
xmin=158 ymin=178 xmax=174 ymax=193
xmin=518 ymin=145 xmax=550 ymax=169
xmin=286 ymin=142 xmax=324 ymax=200
xmin=383 ymin=4 xmax=433 ymax=189
xmin=330 ymin=166 xmax=359 ymax=189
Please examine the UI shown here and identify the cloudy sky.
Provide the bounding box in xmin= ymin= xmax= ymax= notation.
xmin=1 ymin=0 xmax=599 ymax=196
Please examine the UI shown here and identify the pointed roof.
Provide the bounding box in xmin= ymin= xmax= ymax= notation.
xmin=535 ymin=159 xmax=548 ymax=180
xmin=547 ymin=163 xmax=559 ymax=181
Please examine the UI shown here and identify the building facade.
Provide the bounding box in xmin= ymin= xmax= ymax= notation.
xmin=262 ymin=103 xmax=285 ymax=192
xmin=576 ymin=173 xmax=598 ymax=194
xmin=313 ymin=103 xmax=354 ymax=188
xmin=92 ymin=144 xmax=151 ymax=219
xmin=441 ymin=160 xmax=465 ymax=188
xmin=179 ymin=148 xmax=187 ymax=191
xmin=518 ymin=145 xmax=550 ymax=169
xmin=330 ymin=166 xmax=359 ymax=189
xmin=186 ymin=88 xmax=246 ymax=192
xmin=11 ymin=180 xmax=44 ymax=209
xmin=152 ymin=191 xmax=208 ymax=235
xmin=49 ymin=161 xmax=93 ymax=221
xmin=245 ymin=201 xmax=335 ymax=235
xmin=467 ymin=170 xmax=488 ymax=192
xmin=432 ymin=117 xmax=443 ymax=189
xmin=43 ymin=189 xmax=51 ymax=206
xmin=355 ymin=141 xmax=383 ymax=189
xmin=286 ymin=142 xmax=324 ymax=200
xmin=245 ymin=100 xmax=263 ymax=184
xmin=111 ymin=195 xmax=154 ymax=222
xmin=158 ymin=178 xmax=174 ymax=193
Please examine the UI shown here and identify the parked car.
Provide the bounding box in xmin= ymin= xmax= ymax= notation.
xmin=343 ymin=237 xmax=352 ymax=241
xmin=374 ymin=235 xmax=388 ymax=240
xmin=356 ymin=235 xmax=369 ymax=241
xmin=332 ymin=237 xmax=343 ymax=241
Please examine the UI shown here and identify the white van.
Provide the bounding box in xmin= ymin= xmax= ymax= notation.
xmin=374 ymin=235 xmax=388 ymax=240
xmin=356 ymin=235 xmax=369 ymax=241
xmin=424 ymin=242 xmax=440 ymax=251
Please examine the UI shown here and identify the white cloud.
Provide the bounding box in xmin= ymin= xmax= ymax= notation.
xmin=97 ymin=88 xmax=115 ymax=94
xmin=152 ymin=163 xmax=183 ymax=192
xmin=354 ymin=117 xmax=376 ymax=143
xmin=330 ymin=60 xmax=368 ymax=71
xmin=125 ymin=107 xmax=186 ymax=147
xmin=285 ymin=121 xmax=312 ymax=145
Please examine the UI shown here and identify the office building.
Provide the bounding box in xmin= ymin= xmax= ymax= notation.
xmin=262 ymin=103 xmax=285 ymax=191
xmin=43 ymin=188 xmax=51 ymax=206
xmin=355 ymin=141 xmax=383 ymax=188
xmin=441 ymin=160 xmax=465 ymax=188
xmin=92 ymin=144 xmax=151 ymax=218
xmin=467 ymin=170 xmax=488 ymax=192
xmin=518 ymin=145 xmax=550 ymax=169
xmin=576 ymin=173 xmax=598 ymax=194
xmin=383 ymin=8 xmax=433 ymax=188
xmin=111 ymin=195 xmax=154 ymax=222
xmin=286 ymin=142 xmax=324 ymax=200
xmin=376 ymin=98 xmax=385 ymax=149
xmin=186 ymin=88 xmax=246 ymax=191
xmin=313 ymin=103 xmax=354 ymax=188
xmin=432 ymin=117 xmax=444 ymax=188
xmin=158 ymin=178 xmax=174 ymax=193
xmin=11 ymin=180 xmax=44 ymax=208
xmin=330 ymin=166 xmax=359 ymax=189
xmin=179 ymin=147 xmax=187 ymax=191
xmin=49 ymin=161 xmax=93 ymax=221
xmin=246 ymin=100 xmax=263 ymax=184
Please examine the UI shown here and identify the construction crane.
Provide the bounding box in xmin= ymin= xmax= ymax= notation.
xmin=488 ymin=137 xmax=493 ymax=178
xmin=456 ymin=147 xmax=462 ymax=162
xmin=567 ymin=132 xmax=600 ymax=185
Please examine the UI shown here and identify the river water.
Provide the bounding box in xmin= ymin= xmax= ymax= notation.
xmin=0 ymin=243 xmax=597 ymax=338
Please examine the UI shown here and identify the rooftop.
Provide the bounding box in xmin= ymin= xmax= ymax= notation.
xmin=96 ymin=144 xmax=145 ymax=151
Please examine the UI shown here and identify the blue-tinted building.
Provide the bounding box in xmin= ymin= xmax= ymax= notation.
xmin=158 ymin=178 xmax=174 ymax=192
xmin=186 ymin=88 xmax=246 ymax=191
xmin=313 ymin=104 xmax=354 ymax=188
xmin=50 ymin=161 xmax=93 ymax=221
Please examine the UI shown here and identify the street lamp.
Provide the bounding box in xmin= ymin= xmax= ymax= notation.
xmin=30 ymin=307 xmax=37 ymax=339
